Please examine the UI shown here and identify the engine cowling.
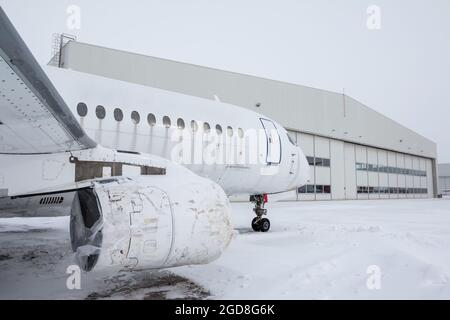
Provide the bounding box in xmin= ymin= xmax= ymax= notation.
xmin=70 ymin=175 xmax=233 ymax=272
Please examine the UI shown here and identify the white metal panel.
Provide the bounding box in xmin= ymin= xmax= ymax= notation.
xmin=388 ymin=152 xmax=398 ymax=199
xmin=355 ymin=145 xmax=367 ymax=163
xmin=412 ymin=157 xmax=421 ymax=197
xmin=315 ymin=167 xmax=331 ymax=185
xmin=314 ymin=136 xmax=330 ymax=158
xmin=405 ymin=155 xmax=414 ymax=196
xmin=420 ymin=158 xmax=427 ymax=198
xmin=344 ymin=143 xmax=357 ymax=200
xmin=378 ymin=150 xmax=389 ymax=199
xmin=355 ymin=145 xmax=368 ymax=199
xmin=367 ymin=148 xmax=378 ymax=164
xmin=439 ymin=178 xmax=446 ymax=194
xmin=427 ymin=159 xmax=434 ymax=197
xmin=367 ymin=147 xmax=379 ymax=199
xmin=330 ymin=140 xmax=345 ymax=200
xmin=316 ymin=194 xmax=332 ymax=201
xmin=397 ymin=154 xmax=406 ymax=198
xmin=298 ymin=194 xmax=316 ymax=201
xmin=297 ymin=133 xmax=314 ymax=157
xmin=420 ymin=158 xmax=427 ymax=187
xmin=378 ymin=150 xmax=388 ymax=166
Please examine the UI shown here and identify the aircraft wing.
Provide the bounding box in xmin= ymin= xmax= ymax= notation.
xmin=0 ymin=7 xmax=96 ymax=154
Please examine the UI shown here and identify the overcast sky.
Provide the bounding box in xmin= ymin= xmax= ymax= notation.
xmin=1 ymin=0 xmax=449 ymax=162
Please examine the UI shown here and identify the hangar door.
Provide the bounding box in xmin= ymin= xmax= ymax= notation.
xmin=260 ymin=118 xmax=281 ymax=165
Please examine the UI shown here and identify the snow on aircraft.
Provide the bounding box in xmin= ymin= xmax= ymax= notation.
xmin=0 ymin=7 xmax=309 ymax=272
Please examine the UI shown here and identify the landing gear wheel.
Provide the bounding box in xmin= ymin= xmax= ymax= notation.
xmin=250 ymin=194 xmax=270 ymax=233
xmin=260 ymin=218 xmax=271 ymax=232
xmin=252 ymin=217 xmax=262 ymax=232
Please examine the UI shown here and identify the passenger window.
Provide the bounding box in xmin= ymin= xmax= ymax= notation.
xmin=203 ymin=122 xmax=211 ymax=133
xmin=77 ymin=102 xmax=88 ymax=117
xmin=147 ymin=113 xmax=156 ymax=126
xmin=131 ymin=111 xmax=140 ymax=124
xmin=177 ymin=118 xmax=185 ymax=130
xmin=238 ymin=128 xmax=244 ymax=139
xmin=95 ymin=105 xmax=106 ymax=119
xmin=163 ymin=116 xmax=171 ymax=128
xmin=114 ymin=108 xmax=123 ymax=122
xmin=216 ymin=124 xmax=223 ymax=135
xmin=227 ymin=126 xmax=233 ymax=137
xmin=191 ymin=120 xmax=199 ymax=132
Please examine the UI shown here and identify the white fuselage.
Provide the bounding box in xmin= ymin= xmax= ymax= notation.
xmin=45 ymin=67 xmax=309 ymax=196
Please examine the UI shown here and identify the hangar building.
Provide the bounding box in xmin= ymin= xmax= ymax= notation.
xmin=53 ymin=40 xmax=438 ymax=200
xmin=439 ymin=164 xmax=450 ymax=196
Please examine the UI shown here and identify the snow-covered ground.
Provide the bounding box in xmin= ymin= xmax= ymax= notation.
xmin=1 ymin=198 xmax=450 ymax=300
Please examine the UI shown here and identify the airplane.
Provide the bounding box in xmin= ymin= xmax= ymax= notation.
xmin=0 ymin=7 xmax=309 ymax=272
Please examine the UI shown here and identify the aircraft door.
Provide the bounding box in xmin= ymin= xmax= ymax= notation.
xmin=260 ymin=118 xmax=281 ymax=165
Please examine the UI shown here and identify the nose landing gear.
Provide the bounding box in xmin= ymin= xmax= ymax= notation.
xmin=250 ymin=194 xmax=271 ymax=232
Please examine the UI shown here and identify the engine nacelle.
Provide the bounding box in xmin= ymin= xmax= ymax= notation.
xmin=70 ymin=175 xmax=233 ymax=271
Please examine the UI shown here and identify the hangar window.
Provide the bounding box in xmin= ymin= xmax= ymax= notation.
xmin=113 ymin=108 xmax=123 ymax=122
xmin=203 ymin=122 xmax=211 ymax=133
xmin=238 ymin=128 xmax=244 ymax=139
xmin=148 ymin=113 xmax=156 ymax=126
xmin=357 ymin=186 xmax=369 ymax=194
xmin=308 ymin=156 xmax=332 ymax=167
xmin=131 ymin=111 xmax=141 ymax=124
xmin=77 ymin=102 xmax=88 ymax=117
xmin=216 ymin=125 xmax=223 ymax=135
xmin=191 ymin=120 xmax=199 ymax=132
xmin=163 ymin=116 xmax=171 ymax=128
xmin=177 ymin=118 xmax=185 ymax=130
xmin=227 ymin=126 xmax=233 ymax=137
xmin=360 ymin=163 xmax=427 ymax=177
xmin=95 ymin=105 xmax=106 ymax=120
xmin=307 ymin=156 xmax=315 ymax=166
xmin=356 ymin=163 xmax=367 ymax=171
xmin=298 ymin=184 xmax=331 ymax=194
xmin=315 ymin=158 xmax=324 ymax=166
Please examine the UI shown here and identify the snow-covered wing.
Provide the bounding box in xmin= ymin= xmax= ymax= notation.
xmin=0 ymin=7 xmax=96 ymax=154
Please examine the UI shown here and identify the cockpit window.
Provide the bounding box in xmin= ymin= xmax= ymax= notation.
xmin=287 ymin=132 xmax=297 ymax=146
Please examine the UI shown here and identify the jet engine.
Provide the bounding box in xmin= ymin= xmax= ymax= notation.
xmin=69 ymin=174 xmax=233 ymax=272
